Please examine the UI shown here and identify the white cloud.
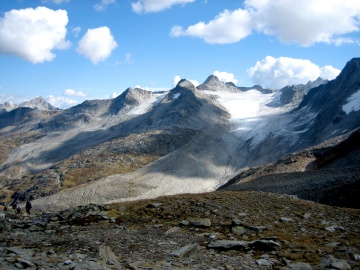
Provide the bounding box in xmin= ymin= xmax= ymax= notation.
xmin=46 ymin=88 xmax=88 ymax=108
xmin=0 ymin=7 xmax=70 ymax=63
xmin=71 ymin=26 xmax=81 ymax=37
xmin=77 ymin=26 xmax=118 ymax=64
xmin=213 ymin=71 xmax=238 ymax=85
xmin=247 ymin=56 xmax=341 ymax=89
xmin=124 ymin=53 xmax=134 ymax=64
xmin=94 ymin=0 xmax=116 ymax=11
xmin=171 ymin=9 xmax=253 ymax=44
xmin=63 ymin=89 xmax=86 ymax=97
xmin=111 ymin=92 xmax=119 ymax=98
xmin=320 ymin=66 xmax=341 ymax=80
xmin=47 ymin=95 xmax=78 ymax=109
xmin=132 ymin=0 xmax=195 ymax=13
xmin=173 ymin=75 xmax=181 ymax=86
xmin=247 ymin=0 xmax=360 ymax=46
xmin=115 ymin=53 xmax=134 ymax=65
xmin=189 ymin=79 xmax=200 ymax=87
xmin=171 ymin=0 xmax=360 ymax=46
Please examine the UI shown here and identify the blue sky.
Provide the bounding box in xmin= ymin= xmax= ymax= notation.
xmin=0 ymin=0 xmax=359 ymax=108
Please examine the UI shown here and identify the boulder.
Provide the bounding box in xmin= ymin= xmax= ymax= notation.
xmin=208 ymin=240 xmax=249 ymax=250
xmin=171 ymin=243 xmax=200 ymax=258
xmin=251 ymin=240 xmax=281 ymax=251
xmin=191 ymin=218 xmax=211 ymax=227
xmin=232 ymin=226 xmax=246 ymax=236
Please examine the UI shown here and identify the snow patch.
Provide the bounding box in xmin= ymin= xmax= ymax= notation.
xmin=173 ymin=93 xmax=181 ymax=99
xmin=126 ymin=92 xmax=167 ymax=116
xmin=204 ymin=89 xmax=291 ymax=139
xmin=342 ymin=89 xmax=360 ymax=114
xmin=203 ymin=89 xmax=311 ymax=149
xmin=205 ymin=89 xmax=275 ymax=120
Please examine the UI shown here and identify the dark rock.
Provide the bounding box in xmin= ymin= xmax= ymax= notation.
xmin=16 ymin=258 xmax=35 ymax=268
xmin=251 ymin=240 xmax=281 ymax=251
xmin=146 ymin=203 xmax=163 ymax=208
xmin=246 ymin=225 xmax=267 ymax=232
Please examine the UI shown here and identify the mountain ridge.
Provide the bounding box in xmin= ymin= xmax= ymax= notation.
xmin=0 ymin=58 xmax=359 ymax=212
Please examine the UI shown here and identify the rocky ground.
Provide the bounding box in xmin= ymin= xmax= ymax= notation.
xmin=1 ymin=191 xmax=360 ymax=269
xmin=219 ymin=129 xmax=360 ymax=209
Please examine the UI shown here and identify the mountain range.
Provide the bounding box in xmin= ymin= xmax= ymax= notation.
xmin=0 ymin=58 xmax=359 ymax=212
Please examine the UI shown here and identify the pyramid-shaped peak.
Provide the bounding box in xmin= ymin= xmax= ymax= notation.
xmin=203 ymin=75 xmax=220 ymax=84
xmin=176 ymin=79 xmax=195 ymax=91
xmin=197 ymin=74 xmax=239 ymax=92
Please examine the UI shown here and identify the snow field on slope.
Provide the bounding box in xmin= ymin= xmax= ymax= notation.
xmin=204 ymin=90 xmax=292 ymax=145
xmin=342 ymin=89 xmax=360 ymax=114
xmin=126 ymin=92 xmax=167 ymax=116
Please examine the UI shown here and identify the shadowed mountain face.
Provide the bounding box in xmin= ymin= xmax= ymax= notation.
xmin=295 ymin=58 xmax=360 ymax=146
xmin=1 ymin=58 xmax=360 ymax=210
xmin=219 ymin=128 xmax=360 ymax=209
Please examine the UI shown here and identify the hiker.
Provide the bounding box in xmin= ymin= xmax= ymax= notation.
xmin=25 ymin=200 xmax=32 ymax=215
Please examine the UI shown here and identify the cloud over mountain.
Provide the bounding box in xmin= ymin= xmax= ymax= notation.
xmin=132 ymin=0 xmax=195 ymax=13
xmin=173 ymin=75 xmax=199 ymax=87
xmin=171 ymin=9 xmax=253 ymax=44
xmin=247 ymin=56 xmax=341 ymax=89
xmin=171 ymin=0 xmax=360 ymax=46
xmin=63 ymin=89 xmax=86 ymax=97
xmin=76 ymin=26 xmax=118 ymax=64
xmin=213 ymin=71 xmax=238 ymax=85
xmin=47 ymin=88 xmax=89 ymax=108
xmin=0 ymin=7 xmax=70 ymax=63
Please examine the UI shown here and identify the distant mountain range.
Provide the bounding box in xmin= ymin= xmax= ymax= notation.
xmin=0 ymin=58 xmax=359 ymax=211
xmin=0 ymin=96 xmax=57 ymax=114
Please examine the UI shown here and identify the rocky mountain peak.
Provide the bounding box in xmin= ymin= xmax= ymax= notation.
xmin=336 ymin=57 xmax=360 ymax=83
xmin=197 ymin=75 xmax=239 ymax=92
xmin=203 ymin=74 xmax=220 ymax=85
xmin=176 ymin=79 xmax=196 ymax=91
xmin=301 ymin=77 xmax=329 ymax=93
xmin=278 ymin=85 xmax=306 ymax=106
xmin=110 ymin=87 xmax=153 ymax=115
xmin=299 ymin=57 xmax=360 ymax=111
xmin=19 ymin=96 xmax=56 ymax=111
xmin=0 ymin=101 xmax=16 ymax=114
